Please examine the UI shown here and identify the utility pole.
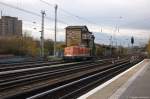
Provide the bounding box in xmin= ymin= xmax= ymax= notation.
xmin=109 ymin=36 xmax=113 ymax=56
xmin=54 ymin=4 xmax=58 ymax=56
xmin=41 ymin=10 xmax=46 ymax=58
xmin=1 ymin=10 xmax=2 ymax=18
xmin=100 ymin=27 xmax=102 ymax=32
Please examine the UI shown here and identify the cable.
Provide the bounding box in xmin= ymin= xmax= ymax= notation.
xmin=23 ymin=20 xmax=65 ymax=32
xmin=0 ymin=1 xmax=68 ymax=25
xmin=40 ymin=0 xmax=98 ymax=26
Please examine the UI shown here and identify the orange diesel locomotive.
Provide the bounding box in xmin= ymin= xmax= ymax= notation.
xmin=64 ymin=46 xmax=91 ymax=59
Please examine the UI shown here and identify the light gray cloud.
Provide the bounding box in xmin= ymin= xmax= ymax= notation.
xmin=0 ymin=0 xmax=150 ymax=45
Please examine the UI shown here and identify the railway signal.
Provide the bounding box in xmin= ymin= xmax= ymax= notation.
xmin=131 ymin=36 xmax=134 ymax=47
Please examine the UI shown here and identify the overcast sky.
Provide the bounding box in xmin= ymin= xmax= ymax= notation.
xmin=0 ymin=0 xmax=150 ymax=46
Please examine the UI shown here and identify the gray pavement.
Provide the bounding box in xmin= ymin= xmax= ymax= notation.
xmin=119 ymin=61 xmax=150 ymax=99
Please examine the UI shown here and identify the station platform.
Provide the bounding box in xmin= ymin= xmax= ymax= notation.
xmin=78 ymin=59 xmax=150 ymax=99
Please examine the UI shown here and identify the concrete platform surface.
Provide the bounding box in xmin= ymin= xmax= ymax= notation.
xmin=117 ymin=59 xmax=150 ymax=99
xmin=78 ymin=59 xmax=150 ymax=99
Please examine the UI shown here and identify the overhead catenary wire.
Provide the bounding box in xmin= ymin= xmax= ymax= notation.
xmin=0 ymin=0 xmax=102 ymax=33
xmin=0 ymin=0 xmax=114 ymax=40
xmin=40 ymin=0 xmax=99 ymax=26
xmin=0 ymin=1 xmax=68 ymax=25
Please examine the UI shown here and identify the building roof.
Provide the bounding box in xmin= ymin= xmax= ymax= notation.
xmin=0 ymin=16 xmax=22 ymax=22
xmin=66 ymin=25 xmax=89 ymax=32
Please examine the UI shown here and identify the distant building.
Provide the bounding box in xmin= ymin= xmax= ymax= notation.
xmin=65 ymin=25 xmax=93 ymax=47
xmin=0 ymin=16 xmax=22 ymax=36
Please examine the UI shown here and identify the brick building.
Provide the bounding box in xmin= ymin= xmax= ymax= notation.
xmin=65 ymin=25 xmax=94 ymax=47
xmin=0 ymin=16 xmax=22 ymax=36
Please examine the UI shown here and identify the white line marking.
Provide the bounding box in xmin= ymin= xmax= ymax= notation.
xmin=77 ymin=60 xmax=145 ymax=99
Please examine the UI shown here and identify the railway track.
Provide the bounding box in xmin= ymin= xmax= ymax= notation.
xmin=0 ymin=57 xmax=45 ymax=65
xmin=0 ymin=60 xmax=67 ymax=71
xmin=0 ymin=57 xmax=115 ymax=71
xmin=0 ymin=56 xmax=143 ymax=99
xmin=0 ymin=61 xmax=98 ymax=87
xmin=0 ymin=57 xmax=118 ymax=71
xmin=0 ymin=57 xmax=140 ymax=99
xmin=27 ymin=59 xmax=141 ymax=99
xmin=0 ymin=59 xmax=114 ymax=90
xmin=0 ymin=57 xmax=116 ymax=66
